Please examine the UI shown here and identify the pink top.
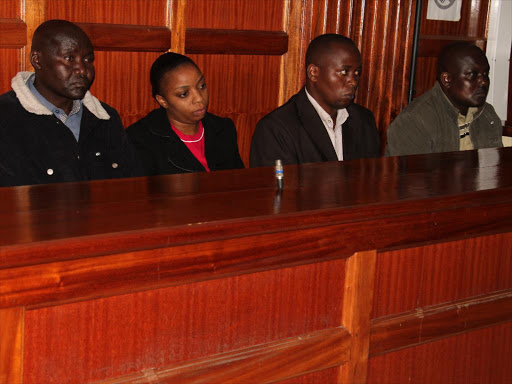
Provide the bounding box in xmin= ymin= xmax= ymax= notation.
xmin=171 ymin=122 xmax=210 ymax=172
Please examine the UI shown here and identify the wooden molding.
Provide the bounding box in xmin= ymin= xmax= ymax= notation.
xmin=185 ymin=29 xmax=288 ymax=55
xmin=76 ymin=23 xmax=171 ymax=52
xmin=0 ymin=19 xmax=26 ymax=48
xmin=96 ymin=327 xmax=351 ymax=384
xmin=168 ymin=0 xmax=186 ymax=53
xmin=370 ymin=290 xmax=512 ymax=357
xmin=504 ymin=125 xmax=512 ymax=138
xmin=417 ymin=35 xmax=487 ymax=58
xmin=0 ymin=307 xmax=24 ymax=384
xmin=339 ymin=250 xmax=377 ymax=383
xmin=2 ymin=195 xmax=512 ymax=310
xmin=24 ymin=0 xmax=47 ymax=70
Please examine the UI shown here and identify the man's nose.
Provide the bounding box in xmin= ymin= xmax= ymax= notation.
xmin=74 ymin=59 xmax=86 ymax=75
xmin=346 ymin=72 xmax=358 ymax=87
xmin=478 ymin=73 xmax=489 ymax=87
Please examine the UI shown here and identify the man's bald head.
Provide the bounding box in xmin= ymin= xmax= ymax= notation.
xmin=31 ymin=19 xmax=92 ymax=55
xmin=436 ymin=43 xmax=487 ymax=81
xmin=306 ymin=34 xmax=360 ymax=68
xmin=30 ymin=20 xmax=95 ymax=114
xmin=436 ymin=42 xmax=490 ymax=115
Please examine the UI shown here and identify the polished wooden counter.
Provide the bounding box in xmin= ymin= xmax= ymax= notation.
xmin=1 ymin=148 xmax=512 ymax=383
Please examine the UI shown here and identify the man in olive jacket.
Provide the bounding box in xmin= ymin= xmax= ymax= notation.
xmin=386 ymin=43 xmax=502 ymax=156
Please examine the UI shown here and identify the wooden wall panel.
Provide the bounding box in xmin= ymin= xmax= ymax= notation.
xmin=90 ymin=51 xmax=161 ymax=126
xmin=0 ymin=0 xmax=20 ymax=18
xmin=277 ymin=367 xmax=339 ymax=383
xmin=357 ymin=0 xmax=415 ymax=148
xmin=0 ymin=1 xmax=22 ymax=94
xmin=23 ymin=259 xmax=345 ymax=383
xmin=186 ymin=0 xmax=284 ymax=31
xmin=0 ymin=49 xmax=21 ymax=95
xmin=45 ymin=0 xmax=167 ymax=25
xmin=367 ymin=322 xmax=512 ymax=384
xmin=185 ymin=0 xmax=285 ymax=166
xmin=190 ymin=54 xmax=281 ymax=166
xmin=372 ymin=233 xmax=512 ymax=319
xmin=419 ymin=0 xmax=490 ymax=37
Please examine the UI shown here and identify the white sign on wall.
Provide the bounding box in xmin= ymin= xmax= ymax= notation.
xmin=426 ymin=0 xmax=462 ymax=21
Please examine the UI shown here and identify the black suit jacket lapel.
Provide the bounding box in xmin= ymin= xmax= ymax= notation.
xmin=342 ymin=104 xmax=360 ymax=161
xmin=295 ymin=88 xmax=338 ymax=162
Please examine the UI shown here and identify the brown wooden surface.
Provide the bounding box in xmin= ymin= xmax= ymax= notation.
xmin=339 ymin=251 xmax=376 ymax=384
xmin=0 ymin=307 xmax=24 ymax=384
xmin=76 ymin=22 xmax=171 ymax=52
xmin=370 ymin=290 xmax=512 ymax=357
xmin=0 ymin=149 xmax=512 ymax=383
xmin=0 ymin=18 xmax=26 ymax=48
xmin=97 ymin=327 xmax=351 ymax=384
xmin=367 ymin=322 xmax=512 ymax=384
xmin=186 ymin=29 xmax=288 ymax=55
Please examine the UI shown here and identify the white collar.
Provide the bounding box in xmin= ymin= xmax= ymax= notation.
xmin=11 ymin=71 xmax=110 ymax=120
xmin=305 ymin=87 xmax=348 ymax=128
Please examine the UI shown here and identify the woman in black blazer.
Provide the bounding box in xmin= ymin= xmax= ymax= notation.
xmin=127 ymin=52 xmax=244 ymax=175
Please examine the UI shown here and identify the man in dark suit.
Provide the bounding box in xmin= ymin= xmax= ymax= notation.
xmin=250 ymin=34 xmax=380 ymax=167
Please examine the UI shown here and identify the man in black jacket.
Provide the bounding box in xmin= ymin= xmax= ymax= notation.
xmin=250 ymin=34 xmax=380 ymax=167
xmin=0 ymin=20 xmax=139 ymax=187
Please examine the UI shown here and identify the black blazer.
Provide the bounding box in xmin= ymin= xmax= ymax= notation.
xmin=126 ymin=108 xmax=244 ymax=175
xmin=250 ymin=88 xmax=380 ymax=167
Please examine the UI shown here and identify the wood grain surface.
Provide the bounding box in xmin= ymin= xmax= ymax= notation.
xmin=370 ymin=290 xmax=512 ymax=357
xmin=0 ymin=307 xmax=24 ymax=384
xmin=22 ymin=259 xmax=345 ymax=383
xmin=367 ymin=322 xmax=512 ymax=384
xmin=96 ymin=327 xmax=351 ymax=384
xmin=0 ymin=18 xmax=26 ymax=48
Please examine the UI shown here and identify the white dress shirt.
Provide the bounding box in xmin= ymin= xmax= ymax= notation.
xmin=305 ymin=88 xmax=349 ymax=161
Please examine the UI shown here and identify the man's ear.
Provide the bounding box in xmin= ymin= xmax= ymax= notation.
xmin=307 ymin=64 xmax=319 ymax=82
xmin=155 ymin=94 xmax=168 ymax=109
xmin=30 ymin=51 xmax=42 ymax=70
xmin=440 ymin=72 xmax=451 ymax=89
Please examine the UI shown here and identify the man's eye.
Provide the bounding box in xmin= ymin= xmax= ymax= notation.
xmin=179 ymin=92 xmax=188 ymax=98
xmin=199 ymin=83 xmax=207 ymax=89
xmin=466 ymin=72 xmax=475 ymax=80
xmin=340 ymin=70 xmax=348 ymax=75
xmin=355 ymin=70 xmax=361 ymax=76
xmin=85 ymin=56 xmax=94 ymax=63
xmin=64 ymin=56 xmax=73 ymax=61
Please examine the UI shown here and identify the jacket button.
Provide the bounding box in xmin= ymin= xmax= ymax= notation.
xmin=47 ymin=169 xmax=54 ymax=175
xmin=96 ymin=152 xmax=101 ymax=156
xmin=111 ymin=163 xmax=118 ymax=169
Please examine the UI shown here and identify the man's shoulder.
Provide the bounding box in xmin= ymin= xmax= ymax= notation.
xmin=258 ymin=91 xmax=302 ymax=127
xmin=347 ymin=102 xmax=375 ymax=121
xmin=0 ymin=90 xmax=20 ymax=108
xmin=0 ymin=90 xmax=29 ymax=129
xmin=400 ymin=85 xmax=445 ymax=117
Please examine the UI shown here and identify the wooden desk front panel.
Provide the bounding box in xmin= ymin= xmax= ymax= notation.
xmin=368 ymin=233 xmax=512 ymax=383
xmin=22 ymin=259 xmax=346 ymax=383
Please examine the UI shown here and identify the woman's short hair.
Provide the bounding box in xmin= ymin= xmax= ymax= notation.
xmin=150 ymin=52 xmax=198 ymax=97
